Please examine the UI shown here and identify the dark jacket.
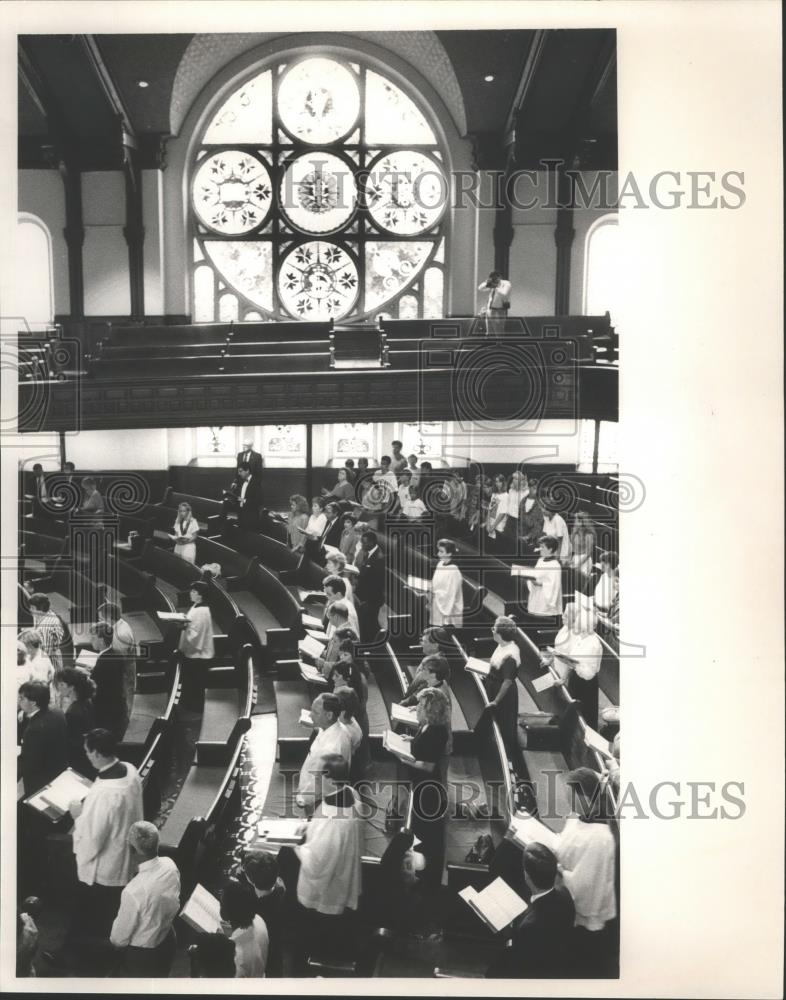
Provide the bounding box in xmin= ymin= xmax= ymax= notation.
xmin=254 ymin=880 xmax=287 ymax=977
xmin=92 ymin=650 xmax=131 ymax=741
xmin=487 ymin=884 xmax=576 ymax=978
xmin=323 ymin=517 xmax=343 ymax=549
xmin=236 ymin=449 xmax=264 ymax=478
xmin=238 ymin=476 xmax=263 ymax=530
xmin=356 ymin=546 xmax=386 ymax=607
xmin=65 ymin=698 xmax=97 ymax=777
xmin=19 ymin=707 xmax=68 ymax=795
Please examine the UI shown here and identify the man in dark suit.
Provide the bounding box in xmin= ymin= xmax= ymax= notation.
xmin=89 ymin=622 xmax=134 ymax=742
xmin=242 ymin=852 xmax=288 ymax=977
xmin=236 ymin=439 xmax=264 ymax=479
xmin=355 ymin=530 xmax=386 ymax=641
xmin=322 ymin=502 xmax=343 ymax=549
xmin=18 ymin=681 xmax=68 ymax=795
xmin=486 ymin=842 xmax=577 ymax=979
xmin=236 ymin=463 xmax=263 ymax=531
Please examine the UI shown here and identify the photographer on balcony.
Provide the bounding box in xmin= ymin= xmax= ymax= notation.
xmin=478 ymin=270 xmax=512 ymax=336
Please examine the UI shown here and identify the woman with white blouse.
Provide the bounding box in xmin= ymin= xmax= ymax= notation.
xmin=542 ymin=601 xmax=603 ymax=728
xmin=170 ymin=502 xmax=200 ymax=564
xmin=542 ymin=507 xmax=572 ymax=563
xmin=178 ymin=581 xmax=215 ymax=712
xmin=491 ymin=471 xmax=529 ymax=551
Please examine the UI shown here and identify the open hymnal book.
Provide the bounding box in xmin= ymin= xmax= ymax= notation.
xmin=26 ymin=768 xmax=93 ymax=816
xmin=298 ymin=635 xmax=326 ymax=659
xmin=584 ymin=724 xmax=614 ymax=757
xmin=507 ymin=812 xmax=560 ymax=851
xmin=157 ymin=611 xmax=189 ymax=622
xmin=305 ymin=629 xmax=328 ymax=643
xmin=464 ymin=657 xmax=491 ymax=677
xmin=459 ymin=878 xmax=528 ymax=934
xmin=391 ymin=703 xmax=419 ymax=728
xmin=299 ymin=709 xmax=314 ymax=727
xmin=257 ymin=817 xmax=306 ymax=844
xmin=180 ymin=883 xmax=222 ymax=934
xmin=302 ymin=613 xmax=325 ymax=630
xmin=407 ymin=575 xmax=431 ymax=592
xmin=299 ymin=661 xmax=328 ymax=685
xmin=510 ymin=564 xmax=538 ymax=579
xmin=75 ymin=648 xmax=99 ymax=670
xmin=298 ymin=589 xmax=327 ymax=603
xmin=383 ymin=729 xmax=415 ymax=761
xmin=532 ymin=671 xmax=556 ymax=693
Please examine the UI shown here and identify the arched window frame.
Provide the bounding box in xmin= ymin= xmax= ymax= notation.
xmin=17 ymin=212 xmax=55 ymax=328
xmin=187 ymin=49 xmax=450 ymax=325
xmin=582 ymin=213 xmax=618 ymax=316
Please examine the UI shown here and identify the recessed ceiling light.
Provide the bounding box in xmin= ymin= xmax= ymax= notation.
xmin=484 ymin=74 xmax=495 ymax=83
xmin=137 ymin=80 xmax=149 ymax=89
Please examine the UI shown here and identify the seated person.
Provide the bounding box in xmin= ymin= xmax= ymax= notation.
xmin=525 ymin=535 xmax=563 ymax=617
xmin=321 ymin=468 xmax=355 ymax=503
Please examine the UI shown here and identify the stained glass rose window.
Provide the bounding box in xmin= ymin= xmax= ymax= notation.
xmin=191 ymin=54 xmax=446 ymax=323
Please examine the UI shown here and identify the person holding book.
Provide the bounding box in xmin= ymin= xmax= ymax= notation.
xmin=569 ymin=511 xmax=596 ymax=589
xmin=330 ymin=648 xmax=370 ymax=752
xmin=241 ymin=853 xmax=287 ymax=977
xmin=486 ymin=842 xmax=576 ymax=978
xmin=53 ymin=667 xmax=96 ymax=778
xmin=335 ymin=686 xmax=368 ymax=779
xmin=177 ymin=581 xmax=215 ymax=713
xmin=483 ymin=616 xmax=521 ymax=760
xmin=321 ymin=467 xmax=355 ymax=503
xmin=323 ymin=561 xmax=360 ymax=631
xmin=109 ymin=821 xmax=181 ymax=976
xmin=430 ymin=538 xmax=464 ymax=626
xmin=355 ymin=530 xmax=386 ymax=641
xmin=485 ymin=474 xmax=508 ymax=545
xmin=97 ymin=601 xmax=137 ymax=658
xmin=401 ymin=653 xmax=454 ymax=755
xmin=542 ymin=505 xmax=572 ymax=563
xmin=525 ymin=535 xmax=563 ymax=618
xmin=338 ymin=512 xmax=359 ymax=564
xmin=286 ymin=494 xmax=310 ymax=549
xmin=296 ymin=694 xmax=353 ymax=810
xmin=170 ymin=501 xmax=200 ymax=564
xmin=556 ymin=767 xmax=617 ymax=969
xmin=543 ymin=601 xmax=603 ymax=728
xmin=313 ymin=602 xmax=353 ymax=678
xmin=401 ymin=627 xmax=451 ymax=701
xmin=67 ymin=729 xmax=144 ymax=949
xmin=219 ymin=879 xmax=269 ymax=978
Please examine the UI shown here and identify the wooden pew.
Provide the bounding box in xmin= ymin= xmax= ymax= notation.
xmin=120 ymin=658 xmax=181 ymax=767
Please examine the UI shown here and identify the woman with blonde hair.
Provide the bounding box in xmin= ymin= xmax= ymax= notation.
xmin=542 ymin=600 xmax=603 ymax=728
xmin=17 ymin=628 xmax=54 ymax=689
xmin=171 ymin=502 xmax=200 ymax=564
xmin=286 ymin=494 xmax=309 ymax=550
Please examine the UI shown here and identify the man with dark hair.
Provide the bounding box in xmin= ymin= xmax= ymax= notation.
xmin=18 ymin=681 xmax=67 ymax=795
xmin=68 ymin=729 xmax=143 ymax=944
xmin=355 ymin=530 xmax=385 ymax=641
xmin=224 ymin=462 xmax=263 ymax=530
xmin=242 ymin=853 xmax=287 ymax=976
xmin=89 ymin=621 xmax=133 ymax=741
xmin=486 ymin=841 xmax=576 ymax=978
xmin=390 ymin=440 xmax=407 ymax=473
xmin=28 ymin=593 xmax=65 ymax=668
xmin=220 ymin=878 xmax=269 ymax=977
xmin=30 ymin=462 xmax=49 ymax=512
xmin=296 ymin=694 xmax=352 ymax=809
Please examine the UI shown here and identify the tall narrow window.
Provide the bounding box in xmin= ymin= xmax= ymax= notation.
xmin=191 ymin=55 xmax=447 ymax=324
xmin=16 ymin=214 xmax=54 ymax=328
xmin=583 ymin=216 xmax=619 ymax=317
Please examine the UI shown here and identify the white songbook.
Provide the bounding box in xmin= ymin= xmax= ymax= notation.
xmin=584 ymin=725 xmax=614 ymax=757
xmin=507 ymin=812 xmax=559 ymax=851
xmin=305 ymin=629 xmax=328 ymax=643
xmin=157 ymin=611 xmax=189 ymax=622
xmin=464 ymin=657 xmax=491 ymax=677
xmin=27 ymin=767 xmax=93 ymax=816
xmin=298 ymin=635 xmax=325 ymax=659
xmin=383 ymin=729 xmax=415 ymax=761
xmin=298 ymin=661 xmax=328 ymax=685
xmin=407 ymin=575 xmax=431 ymax=592
xmin=391 ymin=703 xmax=419 ymax=728
xmin=256 ymin=817 xmax=306 ymax=845
xmin=458 ymin=878 xmax=528 ymax=933
xmin=180 ymin=883 xmax=222 ymax=934
xmin=302 ymin=614 xmax=325 ymax=630
xmin=75 ymin=648 xmax=99 ymax=670
xmin=511 ymin=564 xmax=538 ymax=579
xmin=298 ymin=589 xmax=327 ymax=603
xmin=532 ymin=672 xmax=556 ymax=693
xmin=299 ymin=709 xmax=314 ymax=727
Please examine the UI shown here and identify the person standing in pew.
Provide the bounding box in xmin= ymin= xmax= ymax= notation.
xmin=236 ymin=438 xmax=264 ymax=479
xmin=330 ymin=646 xmax=369 ymax=746
xmin=170 ymin=501 xmax=200 ymax=564
xmin=519 ymin=478 xmax=546 ymax=551
xmin=430 ymin=538 xmax=464 ymax=627
xmin=66 ymin=729 xmax=144 ymax=958
xmin=236 ymin=463 xmax=263 ymax=531
xmin=241 ymin=852 xmax=288 ymax=978
xmin=543 ymin=601 xmax=603 ymax=729
xmin=555 ymin=767 xmax=617 ymax=973
xmin=338 ymin=511 xmax=359 ymax=564
xmin=312 ymin=602 xmax=354 ymax=678
xmin=219 ymin=879 xmax=269 ymax=978
xmin=486 ymin=843 xmax=576 ymax=979
xmin=17 ymin=680 xmax=68 ymax=796
xmin=79 ymin=477 xmax=105 ymax=528
xmin=542 ymin=504 xmax=572 ymax=564
xmin=390 ymin=687 xmax=450 ymax=891
xmin=335 ymin=686 xmax=369 ymax=780
xmin=109 ymin=821 xmax=181 ymax=977
xmin=355 ymin=530 xmax=386 ymax=642
xmin=286 ymin=494 xmax=310 ymax=549
xmin=400 ymin=654 xmax=454 ymax=754
xmin=90 ymin=622 xmax=134 ymax=742
xmin=28 ymin=593 xmax=65 ymax=669
xmin=322 ymin=501 xmax=343 ymax=549
xmin=569 ymin=511 xmax=596 ymax=591
xmin=321 ymin=467 xmax=355 ymax=504
xmin=296 ymin=694 xmax=353 ymax=810
xmin=594 ymin=550 xmax=619 ymax=615
xmin=322 ymin=571 xmax=360 ymax=635
xmin=482 ymin=616 xmax=521 ymax=761
xmin=525 ymin=535 xmax=563 ymax=618
xmin=390 ymin=440 xmax=408 ymax=474
xmin=53 ymin=667 xmax=97 ymax=778
xmin=177 ymin=581 xmax=216 ymax=714
xmin=293 ymin=496 xmax=328 ymax=555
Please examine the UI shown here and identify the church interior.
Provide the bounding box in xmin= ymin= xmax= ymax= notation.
xmin=13 ymin=28 xmax=621 ymax=981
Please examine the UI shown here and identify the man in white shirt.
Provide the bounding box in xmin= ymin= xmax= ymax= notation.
xmin=373 ymin=456 xmax=399 ymax=497
xmin=110 ymin=821 xmax=181 ymax=976
xmin=478 ymin=270 xmax=512 ymax=335
xmin=526 ymin=536 xmax=563 ymax=617
xmin=296 ymin=693 xmax=352 ymax=809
